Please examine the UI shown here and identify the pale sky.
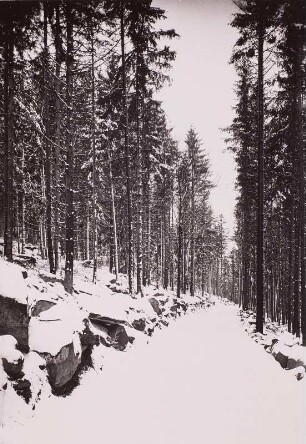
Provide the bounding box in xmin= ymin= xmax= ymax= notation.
xmin=154 ymin=0 xmax=238 ymax=237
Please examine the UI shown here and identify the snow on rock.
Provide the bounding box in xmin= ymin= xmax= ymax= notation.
xmin=13 ymin=253 xmax=36 ymax=269
xmin=0 ymin=259 xmax=28 ymax=304
xmin=271 ymin=341 xmax=291 ymax=368
xmin=131 ymin=317 xmax=146 ymax=331
xmin=8 ymin=302 xmax=305 ymax=444
xmin=270 ymin=341 xmax=306 ymax=371
xmin=38 ymin=270 xmax=63 ymax=284
xmin=26 ymin=275 xmax=93 ymax=390
xmin=238 ymin=307 xmax=306 ymax=379
xmin=42 ymin=342 xmax=83 ymax=389
xmin=148 ymin=297 xmax=162 ymax=316
xmin=287 ymin=365 xmax=306 ymax=381
xmin=31 ymin=299 xmax=56 ymax=317
xmin=29 ymin=298 xmax=87 ymax=357
xmin=287 ymin=345 xmax=306 ymax=370
xmin=0 ymin=260 xmax=30 ymax=352
xmin=107 ymin=324 xmax=129 ymax=351
xmin=0 ymin=337 xmax=48 ymax=409
xmin=0 ymin=335 xmax=24 ymax=379
xmin=22 ymin=351 xmax=51 ymax=403
xmin=0 ymin=258 xmax=213 ymax=400
xmin=29 ymin=297 xmax=91 ymax=389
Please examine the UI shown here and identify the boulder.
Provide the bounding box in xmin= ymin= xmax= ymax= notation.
xmin=132 ymin=318 xmax=146 ymax=332
xmin=0 ymin=295 xmax=29 ymax=352
xmin=128 ymin=336 xmax=135 ymax=344
xmin=271 ymin=342 xmax=290 ymax=369
xmin=287 ymin=357 xmax=305 ymax=370
xmin=149 ymin=298 xmax=162 ymax=316
xmin=89 ymin=312 xmax=127 ymax=327
xmin=286 ymin=345 xmax=306 ymax=371
xmin=170 ymin=304 xmax=178 ymax=315
xmin=147 ymin=327 xmax=154 ymax=336
xmin=2 ymin=357 xmax=24 ymax=380
xmin=0 ymin=335 xmax=25 ymax=379
xmin=42 ymin=342 xmax=83 ymax=388
xmin=288 ymin=366 xmax=305 ymax=381
xmin=13 ymin=254 xmax=36 ymax=268
xmin=89 ymin=320 xmax=112 ymax=348
xmin=0 ymin=261 xmax=30 ymax=351
xmin=13 ymin=378 xmax=32 ymax=403
xmin=29 ymin=299 xmax=90 ymax=389
xmin=175 ymin=299 xmax=187 ymax=312
xmin=38 ymin=270 xmax=63 ymax=285
xmin=80 ymin=320 xmax=99 ymax=348
xmin=274 ymin=350 xmax=289 ymax=368
xmin=108 ymin=325 xmax=129 ymax=351
xmin=31 ymin=300 xmax=56 ymax=317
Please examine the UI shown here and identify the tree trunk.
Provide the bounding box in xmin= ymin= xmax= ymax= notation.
xmin=135 ymin=49 xmax=143 ymax=294
xmin=4 ymin=5 xmax=14 ymax=261
xmin=53 ymin=2 xmax=61 ymax=273
xmin=39 ymin=165 xmax=47 ymax=259
xmin=170 ymin=188 xmax=175 ymax=291
xmin=297 ymin=28 xmax=306 ymax=345
xmin=43 ymin=5 xmax=55 ymax=274
xmin=146 ymin=178 xmax=152 ymax=285
xmin=120 ymin=3 xmax=133 ymax=293
xmin=20 ymin=145 xmax=26 ymax=255
xmin=256 ymin=4 xmax=265 ymax=334
xmin=107 ymin=143 xmax=119 ymax=281
xmin=177 ymin=187 xmax=182 ymax=298
xmin=293 ymin=209 xmax=300 ymax=336
xmin=91 ymin=31 xmax=97 ymax=283
xmin=86 ymin=203 xmax=90 ymax=261
xmin=64 ymin=3 xmax=74 ymax=294
xmin=190 ymin=151 xmax=195 ymax=296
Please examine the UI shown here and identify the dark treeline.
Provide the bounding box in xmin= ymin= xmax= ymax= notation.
xmin=227 ymin=0 xmax=306 ymax=343
xmin=0 ymin=1 xmax=227 ymax=300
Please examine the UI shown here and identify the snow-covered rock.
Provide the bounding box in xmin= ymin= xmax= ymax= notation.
xmin=0 ymin=260 xmax=30 ymax=351
xmin=287 ymin=365 xmax=305 ymax=381
xmin=149 ymin=297 xmax=162 ymax=316
xmin=0 ymin=335 xmax=24 ymax=379
xmin=31 ymin=299 xmax=56 ymax=317
xmin=108 ymin=324 xmax=129 ymax=351
xmin=29 ymin=295 xmax=91 ymax=389
xmin=286 ymin=345 xmax=306 ymax=371
xmin=271 ymin=342 xmax=290 ymax=368
xmin=131 ymin=317 xmax=146 ymax=331
xmin=0 ymin=260 xmax=28 ymax=304
xmin=38 ymin=270 xmax=63 ymax=284
xmin=238 ymin=306 xmax=306 ymax=378
xmin=41 ymin=341 xmax=83 ymax=389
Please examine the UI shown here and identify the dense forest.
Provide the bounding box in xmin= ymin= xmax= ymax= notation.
xmin=0 ymin=0 xmax=305 ymax=344
xmin=227 ymin=0 xmax=305 ymax=343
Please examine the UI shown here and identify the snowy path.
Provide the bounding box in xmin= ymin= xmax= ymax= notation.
xmin=7 ymin=302 xmax=306 ymax=444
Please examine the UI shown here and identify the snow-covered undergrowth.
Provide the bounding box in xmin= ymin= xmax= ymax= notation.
xmin=238 ymin=307 xmax=305 ymax=380
xmin=0 ymin=251 xmax=212 ymax=435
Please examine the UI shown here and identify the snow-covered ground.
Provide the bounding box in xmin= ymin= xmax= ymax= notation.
xmin=2 ymin=300 xmax=305 ymax=444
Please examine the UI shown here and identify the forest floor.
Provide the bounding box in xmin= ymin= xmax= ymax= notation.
xmin=2 ymin=297 xmax=305 ymax=444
